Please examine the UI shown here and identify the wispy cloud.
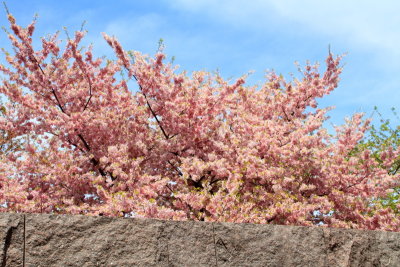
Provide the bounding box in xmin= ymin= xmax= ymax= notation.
xmin=167 ymin=0 xmax=400 ymax=66
xmin=269 ymin=1 xmax=400 ymax=64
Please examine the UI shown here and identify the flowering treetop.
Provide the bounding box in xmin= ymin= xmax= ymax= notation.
xmin=0 ymin=13 xmax=399 ymax=231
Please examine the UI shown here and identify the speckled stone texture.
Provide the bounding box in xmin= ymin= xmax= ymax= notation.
xmin=1 ymin=212 xmax=400 ymax=266
xmin=24 ymin=214 xmax=215 ymax=267
xmin=212 ymin=222 xmax=400 ymax=267
xmin=0 ymin=213 xmax=24 ymax=267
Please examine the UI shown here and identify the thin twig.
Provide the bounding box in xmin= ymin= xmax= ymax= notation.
xmin=83 ymin=73 xmax=93 ymax=111
xmin=2 ymin=1 xmax=9 ymax=15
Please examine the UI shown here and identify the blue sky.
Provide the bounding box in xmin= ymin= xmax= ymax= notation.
xmin=1 ymin=0 xmax=399 ymax=129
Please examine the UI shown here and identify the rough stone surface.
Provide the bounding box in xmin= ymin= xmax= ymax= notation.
xmin=25 ymin=213 xmax=215 ymax=267
xmin=0 ymin=213 xmax=24 ymax=267
xmin=213 ymin=223 xmax=400 ymax=267
xmin=0 ymin=212 xmax=399 ymax=266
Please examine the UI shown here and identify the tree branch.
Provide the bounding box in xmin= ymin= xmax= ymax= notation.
xmin=17 ymin=25 xmax=113 ymax=182
xmin=83 ymin=73 xmax=93 ymax=111
xmin=30 ymin=54 xmax=67 ymax=114
xmin=167 ymin=160 xmax=183 ymax=176
xmin=132 ymin=74 xmax=170 ymax=140
xmin=392 ymin=163 xmax=400 ymax=175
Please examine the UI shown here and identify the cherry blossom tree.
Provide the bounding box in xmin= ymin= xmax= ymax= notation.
xmin=354 ymin=107 xmax=400 ymax=214
xmin=0 ymin=13 xmax=399 ymax=231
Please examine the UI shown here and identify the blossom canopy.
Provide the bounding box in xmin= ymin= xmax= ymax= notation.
xmin=0 ymin=13 xmax=399 ymax=231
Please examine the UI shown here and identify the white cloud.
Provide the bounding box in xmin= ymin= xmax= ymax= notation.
xmin=269 ymin=1 xmax=400 ymax=59
xmin=167 ymin=0 xmax=400 ymax=65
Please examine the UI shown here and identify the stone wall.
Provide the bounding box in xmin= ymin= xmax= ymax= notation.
xmin=1 ymin=212 xmax=399 ymax=266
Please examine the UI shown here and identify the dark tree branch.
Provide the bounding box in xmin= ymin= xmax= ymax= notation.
xmin=70 ymin=47 xmax=93 ymax=112
xmin=30 ymin=54 xmax=67 ymax=114
xmin=392 ymin=163 xmax=400 ymax=175
xmin=77 ymin=133 xmax=114 ymax=180
xmin=20 ymin=32 xmax=113 ymax=181
xmin=344 ymin=175 xmax=369 ymax=191
xmin=267 ymin=214 xmax=276 ymax=223
xmin=167 ymin=160 xmax=183 ymax=176
xmin=281 ymin=107 xmax=291 ymax=122
xmin=49 ymin=131 xmax=113 ymax=179
xmin=132 ymin=74 xmax=170 ymax=140
xmin=83 ymin=73 xmax=93 ymax=111
xmin=77 ymin=133 xmax=91 ymax=151
xmin=144 ymin=93 xmax=169 ymax=139
xmin=169 ymin=133 xmax=178 ymax=139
